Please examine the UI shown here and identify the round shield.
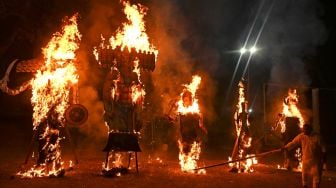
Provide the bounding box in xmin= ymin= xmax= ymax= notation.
xmin=65 ymin=104 xmax=88 ymax=126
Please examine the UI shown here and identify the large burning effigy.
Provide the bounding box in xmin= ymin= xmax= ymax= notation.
xmin=174 ymin=75 xmax=207 ymax=174
xmin=274 ymin=88 xmax=305 ymax=171
xmin=229 ymin=80 xmax=257 ymax=173
xmin=93 ymin=1 xmax=157 ymax=177
xmin=0 ymin=14 xmax=87 ymax=178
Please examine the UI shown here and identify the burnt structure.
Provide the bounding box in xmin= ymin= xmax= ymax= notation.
xmin=95 ymin=46 xmax=156 ymax=175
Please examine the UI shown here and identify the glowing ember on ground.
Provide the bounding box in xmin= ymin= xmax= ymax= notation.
xmin=17 ymin=14 xmax=81 ymax=178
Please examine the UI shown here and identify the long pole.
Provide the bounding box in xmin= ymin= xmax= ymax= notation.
xmin=263 ymin=83 xmax=266 ymax=124
xmin=193 ymin=148 xmax=281 ymax=171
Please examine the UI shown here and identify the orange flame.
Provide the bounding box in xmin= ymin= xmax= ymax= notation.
xmin=178 ymin=141 xmax=205 ymax=174
xmin=281 ymin=89 xmax=304 ymax=131
xmin=230 ymin=80 xmax=257 ymax=173
xmin=234 ymin=81 xmax=249 ymax=133
xmin=109 ymin=1 xmax=157 ymax=55
xmin=177 ymin=75 xmax=201 ymax=115
xmin=32 ymin=15 xmax=81 ymax=129
xmin=276 ymin=89 xmax=304 ymax=171
xmin=94 ymin=1 xmax=157 ymax=104
xmin=176 ymin=75 xmax=205 ymax=174
xmin=17 ymin=14 xmax=81 ymax=178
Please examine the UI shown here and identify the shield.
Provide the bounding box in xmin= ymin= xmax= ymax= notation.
xmin=65 ymin=104 xmax=88 ymax=126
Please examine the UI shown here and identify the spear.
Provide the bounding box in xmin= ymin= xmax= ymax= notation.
xmin=193 ymin=148 xmax=282 ymax=171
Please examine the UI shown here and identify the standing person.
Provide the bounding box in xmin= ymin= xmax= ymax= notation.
xmin=283 ymin=123 xmax=326 ymax=188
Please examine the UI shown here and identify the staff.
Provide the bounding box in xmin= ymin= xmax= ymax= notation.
xmin=193 ymin=148 xmax=281 ymax=171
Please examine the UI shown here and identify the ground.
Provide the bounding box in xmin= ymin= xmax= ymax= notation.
xmin=1 ymin=119 xmax=336 ymax=188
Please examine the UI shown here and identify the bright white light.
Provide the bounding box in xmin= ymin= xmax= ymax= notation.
xmin=249 ymin=46 xmax=257 ymax=54
xmin=248 ymin=108 xmax=253 ymax=113
xmin=240 ymin=47 xmax=247 ymax=54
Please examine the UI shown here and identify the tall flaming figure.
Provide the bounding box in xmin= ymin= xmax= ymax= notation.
xmin=0 ymin=15 xmax=84 ymax=178
xmin=168 ymin=75 xmax=207 ymax=173
xmin=275 ymin=88 xmax=305 ymax=171
xmin=93 ymin=1 xmax=157 ymax=176
xmin=229 ymin=80 xmax=257 ymax=173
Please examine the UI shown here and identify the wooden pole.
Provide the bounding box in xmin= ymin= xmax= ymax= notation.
xmin=24 ymin=130 xmax=38 ymax=164
xmin=193 ymin=148 xmax=282 ymax=171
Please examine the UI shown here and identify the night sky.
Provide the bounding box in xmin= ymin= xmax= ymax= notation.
xmin=0 ymin=0 xmax=335 ymax=146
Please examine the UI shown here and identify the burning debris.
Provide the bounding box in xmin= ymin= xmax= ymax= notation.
xmin=274 ymin=88 xmax=305 ymax=171
xmin=229 ymin=80 xmax=257 ymax=173
xmin=93 ymin=1 xmax=157 ymax=177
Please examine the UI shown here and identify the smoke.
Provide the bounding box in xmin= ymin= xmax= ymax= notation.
xmin=72 ymin=0 xmax=122 ymax=142
xmin=257 ymin=0 xmax=327 ymax=123
xmin=147 ymin=1 xmax=217 ymax=122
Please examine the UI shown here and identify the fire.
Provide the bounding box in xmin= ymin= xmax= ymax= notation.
xmin=109 ymin=1 xmax=157 ymax=54
xmin=94 ymin=0 xmax=158 ymax=104
xmin=17 ymin=14 xmax=81 ymax=178
xmin=234 ymin=81 xmax=249 ymax=133
xmin=96 ymin=1 xmax=157 ymax=176
xmin=176 ymin=75 xmax=205 ymax=174
xmin=177 ymin=75 xmax=201 ymax=115
xmin=281 ymin=89 xmax=305 ymax=132
xmin=230 ymin=80 xmax=257 ymax=173
xmin=178 ymin=141 xmax=205 ymax=174
xmin=276 ymin=89 xmax=305 ymax=171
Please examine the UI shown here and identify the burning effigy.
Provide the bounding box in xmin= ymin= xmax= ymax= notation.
xmin=274 ymin=88 xmax=305 ymax=171
xmin=93 ymin=0 xmax=157 ymax=177
xmin=229 ymin=80 xmax=257 ymax=173
xmin=0 ymin=14 xmax=86 ymax=178
xmin=167 ymin=75 xmax=206 ymax=174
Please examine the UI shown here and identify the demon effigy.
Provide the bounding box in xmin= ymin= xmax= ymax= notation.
xmin=167 ymin=75 xmax=207 ymax=173
xmin=229 ymin=79 xmax=257 ymax=173
xmin=0 ymin=14 xmax=86 ymax=178
xmin=274 ymin=89 xmax=305 ymax=171
xmin=93 ymin=1 xmax=157 ymax=176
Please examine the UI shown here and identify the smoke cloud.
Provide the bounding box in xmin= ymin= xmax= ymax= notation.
xmin=256 ymin=0 xmax=327 ymax=123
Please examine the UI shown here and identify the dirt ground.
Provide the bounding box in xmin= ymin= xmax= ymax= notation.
xmin=1 ymin=119 xmax=336 ymax=188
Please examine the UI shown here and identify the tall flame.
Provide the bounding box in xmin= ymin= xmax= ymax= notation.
xmin=110 ymin=1 xmax=156 ymax=54
xmin=94 ymin=0 xmax=158 ymax=104
xmin=230 ymin=80 xmax=257 ymax=173
xmin=31 ymin=15 xmax=81 ymax=129
xmin=234 ymin=81 xmax=249 ymax=133
xmin=276 ymin=89 xmax=304 ymax=171
xmin=177 ymin=75 xmax=201 ymax=115
xmin=281 ymin=89 xmax=304 ymax=131
xmin=17 ymin=14 xmax=81 ymax=178
xmin=176 ymin=75 xmax=205 ymax=174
